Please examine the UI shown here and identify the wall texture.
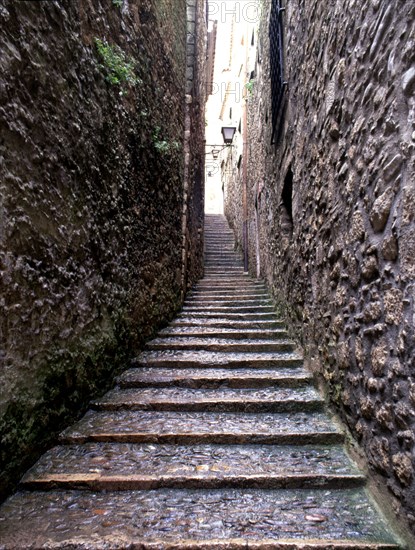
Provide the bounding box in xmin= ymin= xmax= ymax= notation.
xmin=0 ymin=0 xmax=204 ymax=501
xmin=181 ymin=0 xmax=206 ymax=294
xmin=226 ymin=0 xmax=415 ymax=534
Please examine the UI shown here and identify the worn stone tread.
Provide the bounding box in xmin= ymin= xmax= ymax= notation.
xmin=0 ymin=488 xmax=399 ymax=548
xmin=203 ymin=276 xmax=249 ymax=284
xmin=193 ymin=286 xmax=268 ymax=292
xmin=158 ymin=327 xmax=288 ymax=339
xmin=185 ymin=299 xmax=273 ymax=308
xmin=181 ymin=310 xmax=275 ymax=319
xmin=146 ymin=337 xmax=296 ymax=352
xmin=186 ymin=295 xmax=270 ymax=302
xmin=118 ymin=366 xmax=312 ymax=388
xmin=171 ymin=318 xmax=285 ymax=329
xmin=21 ymin=443 xmax=365 ymax=491
xmin=204 ymin=266 xmax=244 ymax=270
xmin=205 ymin=266 xmax=243 ymax=273
xmin=134 ymin=350 xmax=303 ymax=369
xmin=193 ymin=288 xmax=268 ymax=294
xmin=91 ymin=386 xmax=324 ymax=413
xmin=60 ymin=410 xmax=343 ymax=445
xmin=178 ymin=311 xmax=279 ymax=320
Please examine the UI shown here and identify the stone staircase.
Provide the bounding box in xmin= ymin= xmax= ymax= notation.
xmin=0 ymin=214 xmax=403 ymax=549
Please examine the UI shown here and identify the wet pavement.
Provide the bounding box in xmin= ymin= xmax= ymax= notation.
xmin=0 ymin=214 xmax=403 ymax=549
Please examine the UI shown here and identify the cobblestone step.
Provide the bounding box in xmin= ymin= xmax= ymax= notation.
xmin=20 ymin=444 xmax=365 ymax=491
xmin=194 ymin=279 xmax=266 ymax=287
xmin=205 ymin=264 xmax=244 ymax=269
xmin=158 ymin=326 xmax=289 ymax=339
xmin=187 ymin=293 xmax=270 ymax=301
xmin=90 ymin=386 xmax=324 ymax=413
xmin=171 ymin=317 xmax=285 ymax=328
xmin=182 ymin=306 xmax=276 ymax=315
xmin=193 ymin=287 xmax=268 ymax=294
xmin=146 ymin=337 xmax=296 ymax=353
xmin=60 ymin=410 xmax=344 ymax=445
xmin=0 ymin=488 xmax=399 ymax=548
xmin=204 ymin=260 xmax=242 ymax=263
xmin=204 ymin=264 xmax=244 ymax=270
xmin=178 ymin=311 xmax=279 ymax=320
xmin=185 ymin=296 xmax=272 ymax=303
xmin=184 ymin=303 xmax=274 ymax=312
xmin=118 ymin=366 xmax=312 ymax=388
xmin=134 ymin=349 xmax=304 ymax=369
xmin=201 ymin=275 xmax=252 ymax=280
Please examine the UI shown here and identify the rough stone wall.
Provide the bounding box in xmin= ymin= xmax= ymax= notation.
xmin=247 ymin=0 xmax=415 ymax=533
xmin=0 ymin=0 xmax=203 ymax=501
xmin=182 ymin=0 xmax=206 ymax=292
xmin=224 ymin=154 xmax=244 ymax=253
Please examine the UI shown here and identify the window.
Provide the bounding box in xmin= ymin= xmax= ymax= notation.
xmin=269 ymin=0 xmax=286 ymax=144
xmin=281 ymin=167 xmax=293 ymax=236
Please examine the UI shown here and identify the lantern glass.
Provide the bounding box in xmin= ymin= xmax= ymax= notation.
xmin=221 ymin=126 xmax=236 ymax=144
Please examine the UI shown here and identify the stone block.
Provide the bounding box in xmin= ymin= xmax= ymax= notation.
xmin=370 ymin=339 xmax=389 ymax=377
xmin=392 ymin=453 xmax=414 ymax=486
xmin=370 ymin=188 xmax=394 ymax=232
xmin=402 ymin=66 xmax=415 ymax=97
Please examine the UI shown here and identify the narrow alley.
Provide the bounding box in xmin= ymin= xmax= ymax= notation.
xmin=1 ymin=0 xmax=414 ymax=548
xmin=0 ymin=215 xmax=402 ymax=548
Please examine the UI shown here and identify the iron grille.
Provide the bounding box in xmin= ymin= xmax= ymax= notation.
xmin=269 ymin=0 xmax=286 ymax=144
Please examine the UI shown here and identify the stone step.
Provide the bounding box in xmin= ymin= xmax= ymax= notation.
xmin=91 ymin=386 xmax=324 ymax=413
xmin=182 ymin=305 xmax=275 ymax=314
xmin=205 ymin=236 xmax=235 ymax=239
xmin=20 ymin=443 xmax=365 ymax=491
xmin=0 ymin=488 xmax=400 ymax=548
xmin=201 ymin=274 xmax=250 ymax=279
xmin=204 ymin=268 xmax=245 ymax=274
xmin=184 ymin=299 xmax=273 ymax=308
xmin=203 ymin=266 xmax=244 ymax=271
xmin=183 ymin=303 xmax=277 ymax=312
xmin=118 ymin=366 xmax=312 ymax=388
xmin=203 ymin=270 xmax=245 ymax=277
xmin=158 ymin=327 xmax=288 ymax=339
xmin=204 ymin=248 xmax=236 ymax=252
xmin=204 ymin=255 xmax=239 ymax=260
xmin=189 ymin=291 xmax=268 ymax=298
xmin=204 ymin=256 xmax=240 ymax=259
xmin=192 ymin=284 xmax=269 ymax=299
xmin=188 ymin=292 xmax=269 ymax=300
xmin=204 ymin=264 xmax=244 ymax=269
xmin=60 ymin=410 xmax=344 ymax=445
xmin=134 ymin=350 xmax=303 ymax=369
xmin=146 ymin=337 xmax=295 ymax=353
xmin=170 ymin=318 xmax=285 ymax=329
xmin=194 ymin=281 xmax=266 ymax=289
xmin=178 ymin=311 xmax=279 ymax=320
xmin=204 ymin=243 xmax=235 ymax=248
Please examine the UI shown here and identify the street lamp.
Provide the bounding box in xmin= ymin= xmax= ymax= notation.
xmin=205 ymin=127 xmax=237 ymax=157
xmin=221 ymin=126 xmax=236 ymax=144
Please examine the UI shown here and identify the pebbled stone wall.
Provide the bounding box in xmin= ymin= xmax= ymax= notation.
xmin=182 ymin=0 xmax=206 ymax=294
xmin=0 ymin=0 xmax=204 ymax=501
xmin=242 ymin=0 xmax=415 ymax=534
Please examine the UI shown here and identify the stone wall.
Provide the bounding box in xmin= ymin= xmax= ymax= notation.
xmin=0 ymin=0 xmax=204 ymax=501
xmin=243 ymin=0 xmax=415 ymax=534
xmin=182 ymin=0 xmax=206 ymax=293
